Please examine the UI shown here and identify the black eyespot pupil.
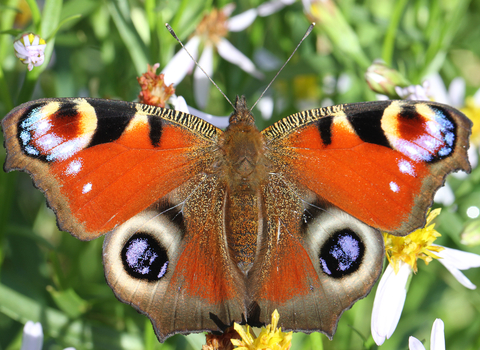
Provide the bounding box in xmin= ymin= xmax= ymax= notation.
xmin=319 ymin=230 xmax=365 ymax=278
xmin=121 ymin=233 xmax=169 ymax=281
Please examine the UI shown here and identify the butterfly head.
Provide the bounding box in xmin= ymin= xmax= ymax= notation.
xmin=228 ymin=95 xmax=256 ymax=127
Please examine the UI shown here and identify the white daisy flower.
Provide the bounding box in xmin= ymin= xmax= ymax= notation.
xmin=409 ymin=319 xmax=445 ymax=350
xmin=162 ymin=2 xmax=293 ymax=108
xmin=20 ymin=321 xmax=76 ymax=350
xmin=13 ymin=33 xmax=46 ymax=71
xmin=371 ymin=209 xmax=480 ymax=345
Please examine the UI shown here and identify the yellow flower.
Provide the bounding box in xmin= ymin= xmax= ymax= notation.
xmin=383 ymin=209 xmax=444 ymax=273
xmin=231 ymin=310 xmax=292 ymax=350
xmin=461 ymin=96 xmax=480 ymax=145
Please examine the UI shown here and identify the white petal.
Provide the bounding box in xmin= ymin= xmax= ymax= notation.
xmin=302 ymin=0 xmax=313 ymax=12
xmin=409 ymin=336 xmax=426 ymax=350
xmin=228 ymin=9 xmax=258 ymax=31
xmin=33 ymin=55 xmax=45 ymax=67
xmin=437 ymin=258 xmax=477 ymax=289
xmin=31 ymin=35 xmax=40 ymax=46
xmin=468 ymin=144 xmax=478 ymax=169
xmin=473 ymin=88 xmax=480 ymax=106
xmin=426 ymin=73 xmax=450 ymax=104
xmin=434 ymin=184 xmax=455 ymax=206
xmin=193 ymin=44 xmax=214 ymax=109
xmin=23 ymin=35 xmax=31 ymax=47
xmin=257 ymin=0 xmax=295 ymax=17
xmin=256 ymin=96 xmax=274 ymax=120
xmin=14 ymin=41 xmax=29 ymax=56
xmin=21 ymin=321 xmax=43 ymax=350
xmin=433 ymin=245 xmax=480 ymax=270
xmin=187 ymin=106 xmax=230 ymax=129
xmin=448 ymin=77 xmax=466 ymax=108
xmin=216 ymin=38 xmax=264 ymax=79
xmin=161 ymin=36 xmax=200 ymax=86
xmin=371 ymin=262 xmax=412 ymax=345
xmin=170 ymin=95 xmax=189 ymax=113
xmin=430 ymin=319 xmax=445 ymax=350
xmin=222 ymin=3 xmax=236 ymax=17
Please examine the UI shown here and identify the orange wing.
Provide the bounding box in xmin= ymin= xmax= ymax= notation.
xmin=262 ymin=100 xmax=471 ymax=236
xmin=2 ymin=98 xmax=221 ymax=240
xmin=103 ymin=174 xmax=247 ymax=341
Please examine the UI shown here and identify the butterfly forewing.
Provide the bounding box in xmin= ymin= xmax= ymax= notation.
xmin=262 ymin=100 xmax=472 ymax=236
xmin=2 ymin=98 xmax=221 ymax=240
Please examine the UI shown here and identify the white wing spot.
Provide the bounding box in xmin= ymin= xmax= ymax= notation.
xmin=390 ymin=182 xmax=400 ymax=193
xmin=398 ymin=159 xmax=416 ymax=177
xmin=65 ymin=159 xmax=83 ymax=176
xmin=82 ymin=183 xmax=92 ymax=194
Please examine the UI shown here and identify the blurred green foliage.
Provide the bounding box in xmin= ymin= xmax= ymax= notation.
xmin=1 ymin=0 xmax=480 ymax=349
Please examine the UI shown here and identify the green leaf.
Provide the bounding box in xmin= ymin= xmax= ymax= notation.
xmin=107 ymin=1 xmax=149 ymax=75
xmin=47 ymin=287 xmax=90 ymax=319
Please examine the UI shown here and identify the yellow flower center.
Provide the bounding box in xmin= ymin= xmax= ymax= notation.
xmin=231 ymin=310 xmax=293 ymax=350
xmin=383 ymin=208 xmax=444 ymax=273
xmin=195 ymin=8 xmax=229 ymax=44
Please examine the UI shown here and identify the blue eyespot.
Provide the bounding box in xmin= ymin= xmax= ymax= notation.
xmin=121 ymin=233 xmax=169 ymax=281
xmin=319 ymin=230 xmax=365 ymax=278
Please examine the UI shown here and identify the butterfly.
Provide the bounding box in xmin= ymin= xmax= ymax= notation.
xmin=2 ymin=96 xmax=471 ymax=341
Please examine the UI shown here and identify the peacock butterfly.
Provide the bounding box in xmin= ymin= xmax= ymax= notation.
xmin=2 ymin=96 xmax=471 ymax=341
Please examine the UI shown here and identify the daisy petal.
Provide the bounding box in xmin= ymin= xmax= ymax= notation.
xmin=161 ymin=36 xmax=200 ymax=86
xmin=217 ymin=38 xmax=264 ymax=79
xmin=433 ymin=245 xmax=480 ymax=270
xmin=427 ymin=73 xmax=450 ymax=104
xmin=170 ymin=95 xmax=189 ymax=113
xmin=409 ymin=336 xmax=426 ymax=350
xmin=437 ymin=258 xmax=477 ymax=289
xmin=31 ymin=35 xmax=40 ymax=46
xmin=222 ymin=3 xmax=236 ymax=17
xmin=371 ymin=262 xmax=412 ymax=345
xmin=228 ymin=9 xmax=258 ymax=31
xmin=473 ymin=88 xmax=480 ymax=105
xmin=448 ymin=77 xmax=466 ymax=108
xmin=431 ymin=319 xmax=445 ymax=350
xmin=434 ymin=184 xmax=455 ymax=206
xmin=13 ymin=42 xmax=28 ymax=57
xmin=194 ymin=44 xmax=214 ymax=108
xmin=256 ymin=95 xmax=274 ymax=120
xmin=257 ymin=0 xmax=295 ymax=17
xmin=21 ymin=321 xmax=43 ymax=350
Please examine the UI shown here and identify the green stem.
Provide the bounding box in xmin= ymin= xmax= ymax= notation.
xmin=382 ymin=0 xmax=409 ymax=66
xmin=25 ymin=0 xmax=42 ymax=32
xmin=0 ymin=66 xmax=13 ymax=111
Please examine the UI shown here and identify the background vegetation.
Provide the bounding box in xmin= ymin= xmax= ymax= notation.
xmin=1 ymin=0 xmax=480 ymax=349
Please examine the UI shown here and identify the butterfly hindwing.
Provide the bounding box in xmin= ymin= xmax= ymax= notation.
xmin=103 ymin=174 xmax=247 ymax=341
xmin=263 ymin=100 xmax=472 ymax=236
xmin=248 ymin=173 xmax=384 ymax=337
xmin=2 ymin=98 xmax=221 ymax=240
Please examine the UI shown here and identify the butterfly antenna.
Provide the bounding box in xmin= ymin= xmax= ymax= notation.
xmin=250 ymin=23 xmax=315 ymax=112
xmin=165 ymin=23 xmax=236 ymax=111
